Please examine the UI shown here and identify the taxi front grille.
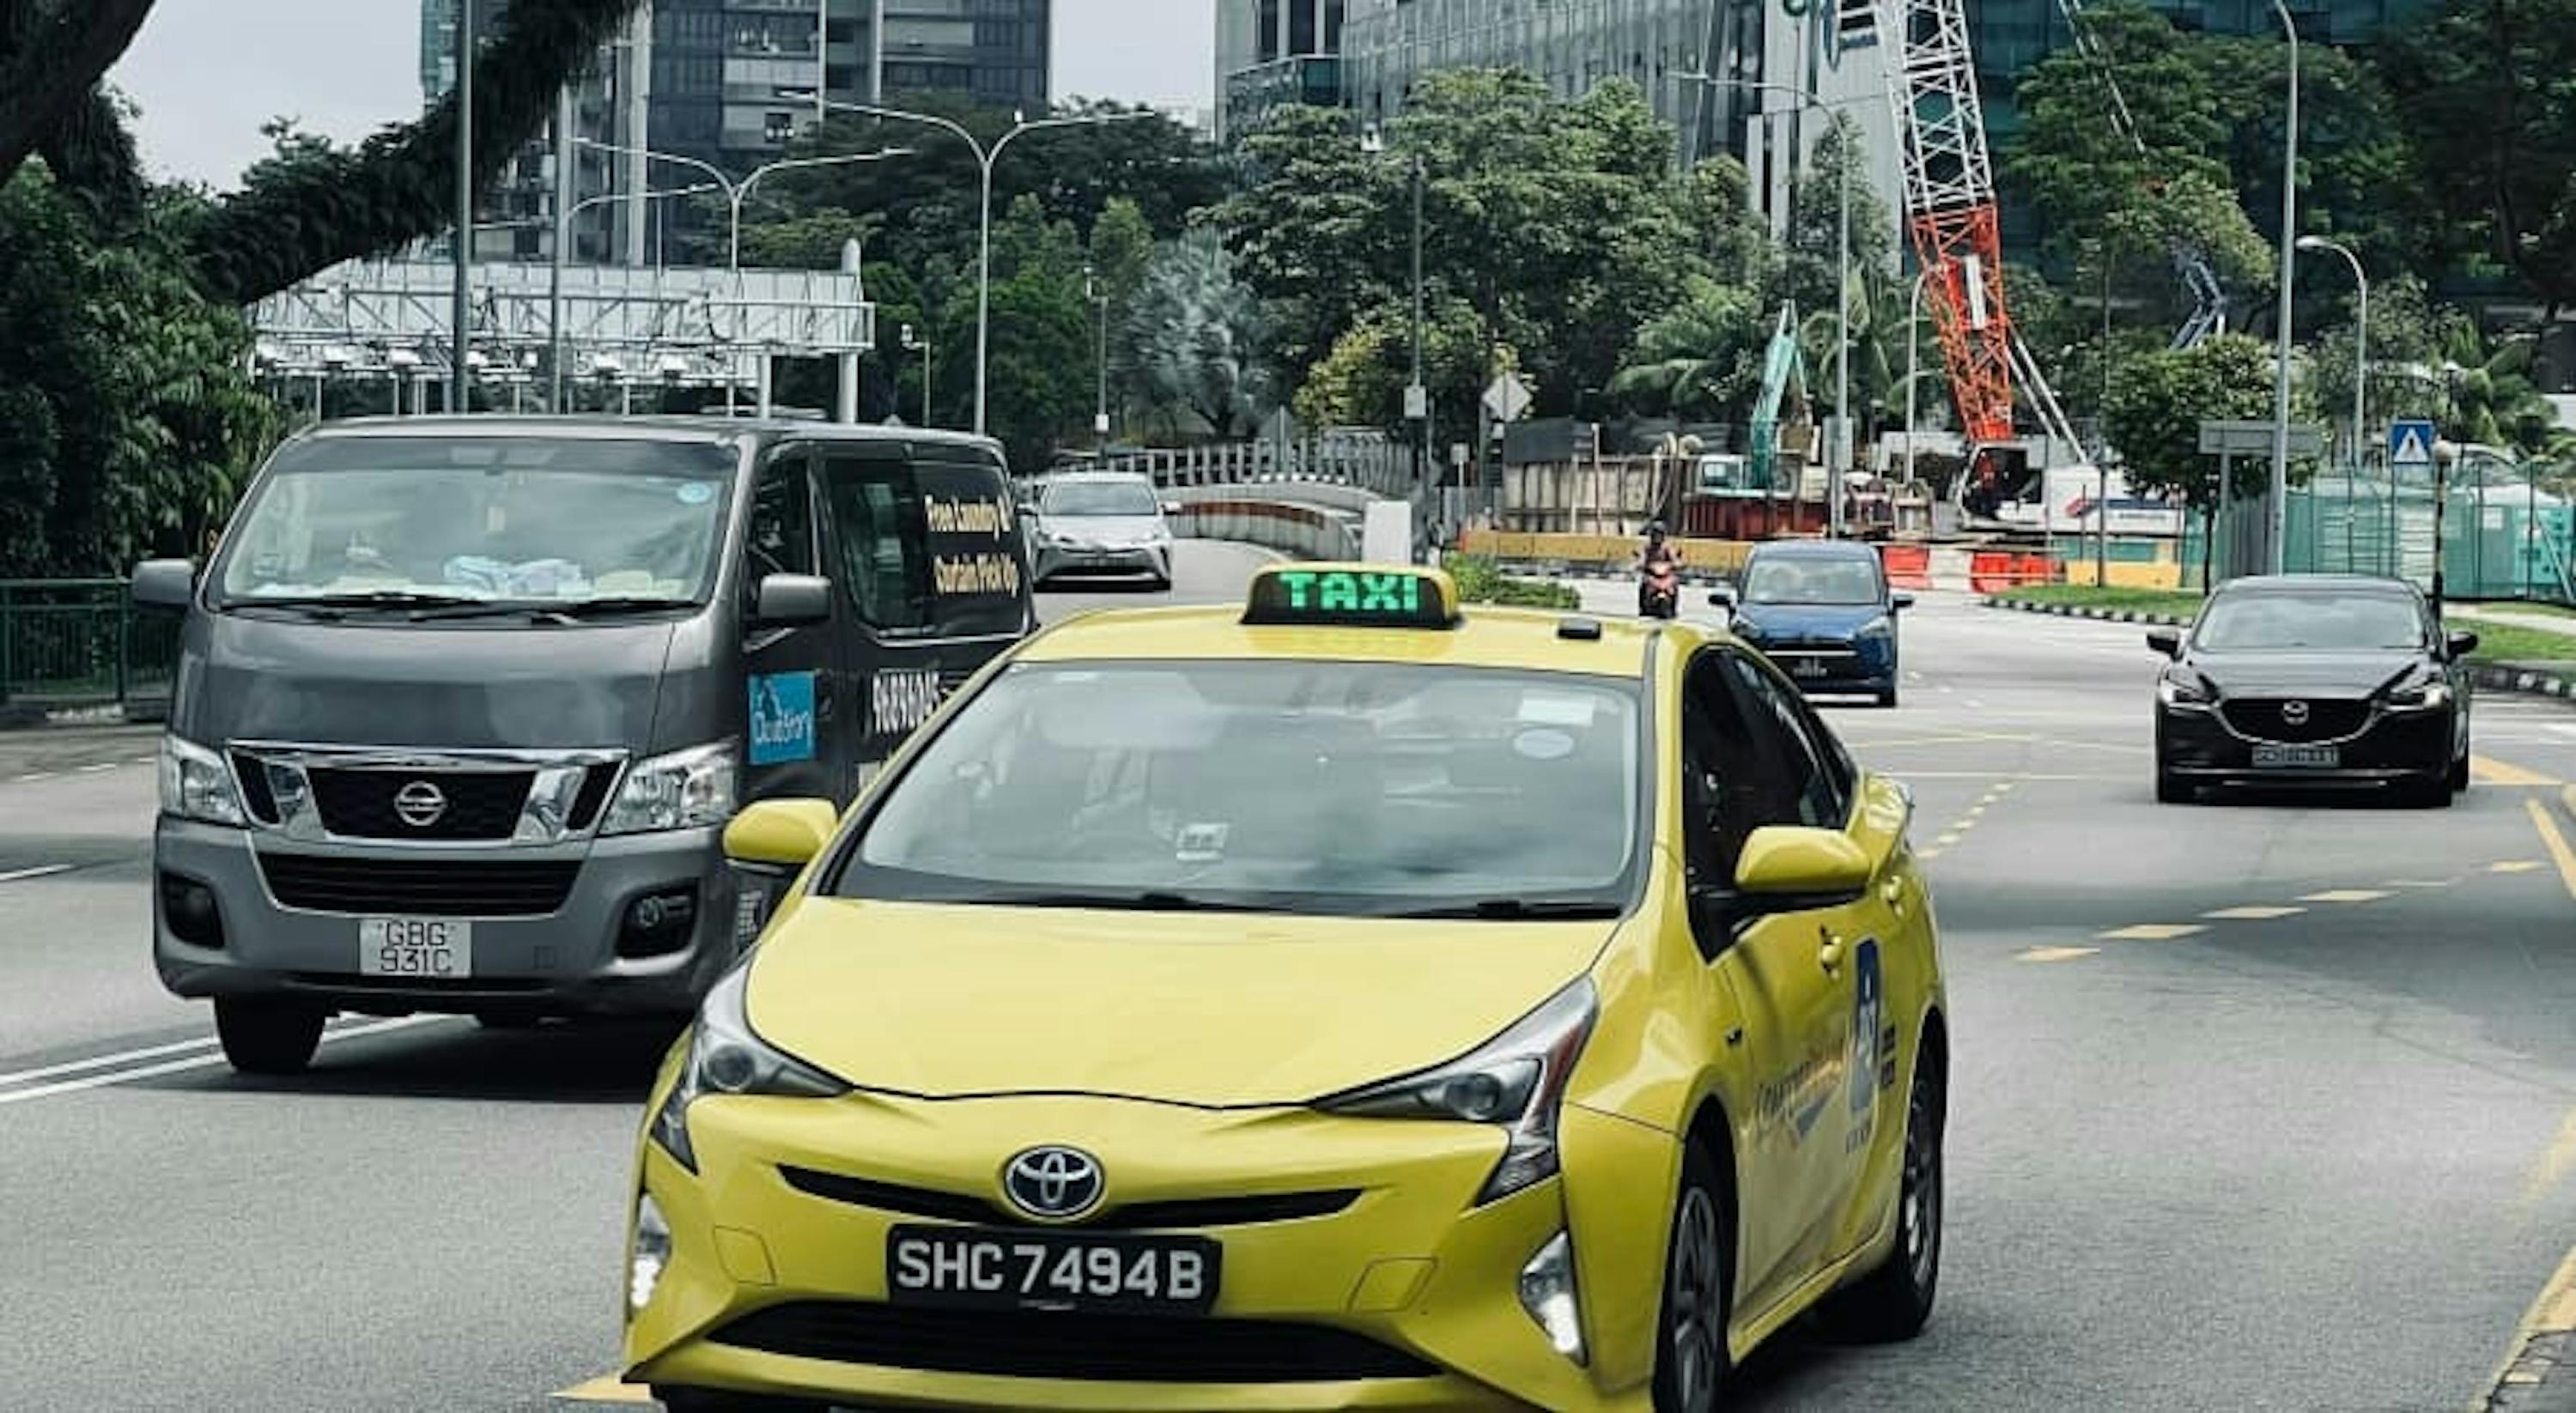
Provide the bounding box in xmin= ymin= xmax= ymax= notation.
xmin=778 ymin=1165 xmax=1358 ymax=1230
xmin=706 ymin=1301 xmax=1438 ymax=1384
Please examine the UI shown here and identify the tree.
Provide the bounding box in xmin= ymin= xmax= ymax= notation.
xmin=1212 ymin=104 xmax=1394 ymax=381
xmin=1610 ymin=276 xmax=1765 ymax=420
xmin=2377 ymin=0 xmax=2576 ymax=319
xmin=1122 ymin=229 xmax=1267 ymax=438
xmin=2102 ymin=334 xmax=2284 ymax=509
xmin=980 ymin=195 xmax=1096 ymax=469
xmin=0 ymin=0 xmax=157 ymax=191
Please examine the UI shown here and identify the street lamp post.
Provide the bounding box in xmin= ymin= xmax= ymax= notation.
xmin=787 ymin=93 xmax=1160 ymax=436
xmin=2265 ymin=0 xmax=2302 ymax=575
xmin=547 ymin=179 xmax=721 ymax=411
xmin=1362 ymin=126 xmax=1432 ymax=561
xmin=2295 ymin=234 xmax=2376 ymax=570
xmin=1084 ymin=264 xmax=1109 ymax=448
xmin=451 ymin=0 xmax=475 ymax=415
xmin=901 ymin=324 xmax=933 ymax=428
xmin=1678 ymin=72 xmax=1862 ymax=538
xmin=1905 ymin=268 xmax=1929 ymax=497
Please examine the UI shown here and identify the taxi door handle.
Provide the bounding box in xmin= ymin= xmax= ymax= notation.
xmin=1818 ymin=934 xmax=1845 ymax=974
xmin=1881 ymin=876 xmax=1907 ymax=912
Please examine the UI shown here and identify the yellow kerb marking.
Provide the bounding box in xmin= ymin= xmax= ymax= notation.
xmin=2475 ymin=755 xmax=2561 ymax=787
xmin=2098 ymin=924 xmax=2205 ymax=941
xmin=2202 ymin=906 xmax=2306 ymax=920
xmin=2523 ymin=798 xmax=2576 ymax=906
xmin=2493 ymin=861 xmax=2546 ymax=875
xmin=2019 ymin=946 xmax=2099 ymax=962
xmin=2520 ymin=1109 xmax=2576 ymax=1210
xmin=2298 ymin=889 xmax=2394 ymax=904
xmin=552 ymin=1377 xmax=654 ymax=1404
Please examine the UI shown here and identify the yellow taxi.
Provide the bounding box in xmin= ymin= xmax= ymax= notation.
xmin=622 ymin=563 xmax=1950 ymax=1412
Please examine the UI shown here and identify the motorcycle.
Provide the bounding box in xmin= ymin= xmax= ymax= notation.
xmin=1638 ymin=556 xmax=1680 ymax=619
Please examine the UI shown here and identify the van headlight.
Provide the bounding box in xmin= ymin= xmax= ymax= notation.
xmin=1317 ymin=977 xmax=1597 ymax=1205
xmin=600 ymin=743 xmax=738 ymax=836
xmin=159 ymin=736 xmax=246 ymax=826
xmin=648 ymin=963 xmax=848 ymax=1173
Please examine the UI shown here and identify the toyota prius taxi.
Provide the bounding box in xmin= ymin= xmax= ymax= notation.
xmin=622 ymin=564 xmax=1951 ymax=1413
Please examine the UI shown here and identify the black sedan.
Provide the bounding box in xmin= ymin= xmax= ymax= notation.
xmin=2150 ymin=574 xmax=2476 ymax=807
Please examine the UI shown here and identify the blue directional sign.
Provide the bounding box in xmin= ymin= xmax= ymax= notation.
xmin=2389 ymin=419 xmax=2437 ymax=470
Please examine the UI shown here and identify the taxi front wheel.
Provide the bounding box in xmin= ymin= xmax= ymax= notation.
xmin=1823 ymin=1052 xmax=1945 ymax=1342
xmin=1654 ymin=1143 xmax=1734 ymax=1412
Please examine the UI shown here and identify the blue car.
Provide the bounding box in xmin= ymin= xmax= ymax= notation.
xmin=1715 ymin=540 xmax=1913 ymax=706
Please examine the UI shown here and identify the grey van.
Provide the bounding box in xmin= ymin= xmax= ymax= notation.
xmin=131 ymin=417 xmax=1036 ymax=1074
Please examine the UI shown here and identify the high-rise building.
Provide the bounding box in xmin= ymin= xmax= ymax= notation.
xmin=1214 ymin=0 xmax=1348 ymax=143
xmin=422 ymin=1 xmax=1052 ymax=266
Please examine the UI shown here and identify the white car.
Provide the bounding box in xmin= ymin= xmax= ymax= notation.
xmin=1029 ymin=472 xmax=1176 ymax=589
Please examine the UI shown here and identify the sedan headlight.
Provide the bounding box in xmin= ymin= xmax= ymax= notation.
xmin=599 ymin=743 xmax=738 ymax=836
xmin=648 ymin=963 xmax=848 ymax=1173
xmin=159 ymin=736 xmax=246 ymax=826
xmin=1317 ymin=977 xmax=1597 ymax=1205
xmin=1858 ymin=615 xmax=1895 ymax=641
xmin=2385 ymin=676 xmax=2453 ymax=711
xmin=2157 ymin=674 xmax=2216 ymax=709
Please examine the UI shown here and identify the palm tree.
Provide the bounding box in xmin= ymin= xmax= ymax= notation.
xmin=1610 ymin=276 xmax=1764 ymax=419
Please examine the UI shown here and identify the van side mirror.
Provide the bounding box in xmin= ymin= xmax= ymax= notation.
xmin=133 ymin=559 xmax=197 ymax=610
xmin=724 ymin=798 xmax=841 ymax=870
xmin=2147 ymin=628 xmax=2182 ymax=658
xmin=753 ymin=573 xmax=831 ymax=628
xmin=2446 ymin=630 xmax=2480 ymax=660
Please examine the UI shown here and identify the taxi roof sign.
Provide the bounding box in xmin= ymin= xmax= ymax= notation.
xmin=1243 ymin=563 xmax=1460 ymax=628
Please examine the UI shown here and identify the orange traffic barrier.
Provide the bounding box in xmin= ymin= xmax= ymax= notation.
xmin=1969 ymin=551 xmax=2057 ymax=594
xmin=1880 ymin=543 xmax=1932 ymax=590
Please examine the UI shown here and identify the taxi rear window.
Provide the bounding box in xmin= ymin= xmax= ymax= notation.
xmin=832 ymin=661 xmax=1646 ymax=919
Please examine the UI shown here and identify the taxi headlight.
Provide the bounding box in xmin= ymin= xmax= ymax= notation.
xmin=648 ymin=963 xmax=848 ymax=1173
xmin=1316 ymin=977 xmax=1597 ymax=1205
xmin=627 ymin=1192 xmax=671 ymax=1319
xmin=2385 ymin=676 xmax=2452 ymax=711
xmin=159 ymin=736 xmax=246 ymax=826
xmin=600 ymin=743 xmax=738 ymax=836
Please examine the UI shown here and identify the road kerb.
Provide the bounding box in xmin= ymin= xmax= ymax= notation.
xmin=2480 ymin=1245 xmax=2576 ymax=1410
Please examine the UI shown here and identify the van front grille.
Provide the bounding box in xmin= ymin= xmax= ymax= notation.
xmin=257 ymin=852 xmax=579 ymax=917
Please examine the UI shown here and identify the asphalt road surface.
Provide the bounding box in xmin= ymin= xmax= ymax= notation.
xmin=3 ymin=543 xmax=2572 ymax=1411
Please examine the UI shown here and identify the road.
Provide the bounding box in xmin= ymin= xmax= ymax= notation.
xmin=1 ymin=541 xmax=2571 ymax=1411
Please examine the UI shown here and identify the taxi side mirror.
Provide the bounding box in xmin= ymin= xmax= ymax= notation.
xmin=724 ymin=798 xmax=841 ymax=870
xmin=1729 ymin=827 xmax=1873 ymax=917
xmin=2147 ymin=628 xmax=2182 ymax=658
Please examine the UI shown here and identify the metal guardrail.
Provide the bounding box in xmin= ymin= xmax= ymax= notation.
xmin=0 ymin=580 xmax=180 ymax=718
xmin=1090 ymin=440 xmax=1413 ymax=500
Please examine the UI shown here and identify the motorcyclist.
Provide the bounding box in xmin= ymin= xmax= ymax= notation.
xmin=1637 ymin=520 xmax=1678 ymax=575
xmin=1637 ymin=520 xmax=1680 ymax=617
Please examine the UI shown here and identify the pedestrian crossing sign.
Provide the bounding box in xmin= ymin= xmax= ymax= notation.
xmin=2389 ymin=419 xmax=2436 ymax=469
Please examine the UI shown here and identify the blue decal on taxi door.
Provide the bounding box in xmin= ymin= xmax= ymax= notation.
xmin=1850 ymin=938 xmax=1884 ymax=1120
xmin=750 ymin=671 xmax=819 ymax=765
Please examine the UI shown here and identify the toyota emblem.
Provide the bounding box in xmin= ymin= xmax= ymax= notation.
xmin=2281 ymin=700 xmax=2311 ymax=726
xmin=392 ymin=780 xmax=449 ymax=828
xmin=1001 ymin=1145 xmax=1105 ymax=1221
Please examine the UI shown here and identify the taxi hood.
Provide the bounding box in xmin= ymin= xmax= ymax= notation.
xmin=741 ymin=900 xmax=1617 ymax=1107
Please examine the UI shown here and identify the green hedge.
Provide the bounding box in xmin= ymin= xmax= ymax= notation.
xmin=1443 ymin=554 xmax=1582 ymax=610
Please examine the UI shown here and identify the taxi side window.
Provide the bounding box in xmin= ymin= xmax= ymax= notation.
xmin=1680 ymin=653 xmax=1805 ymax=890
xmin=1722 ymin=652 xmax=1849 ymax=829
xmin=747 ymin=454 xmax=818 ymax=583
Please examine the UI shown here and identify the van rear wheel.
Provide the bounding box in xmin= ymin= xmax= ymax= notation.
xmin=214 ymin=998 xmax=326 ymax=1076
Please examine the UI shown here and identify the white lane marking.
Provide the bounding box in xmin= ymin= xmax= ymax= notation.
xmin=0 ymin=1034 xmax=221 ymax=1089
xmin=0 ymin=1016 xmax=447 ymax=1107
xmin=76 ymin=762 xmax=117 ymax=774
xmin=13 ymin=773 xmax=55 ymax=784
xmin=0 ymin=864 xmax=73 ymax=885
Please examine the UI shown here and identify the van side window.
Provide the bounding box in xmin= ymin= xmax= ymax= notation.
xmin=822 ymin=454 xmax=934 ymax=632
xmin=747 ymin=456 xmax=817 ymax=581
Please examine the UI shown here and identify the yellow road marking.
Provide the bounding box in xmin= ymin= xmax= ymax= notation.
xmin=2203 ymin=906 xmax=2306 ymax=920
xmin=2493 ymin=860 xmax=2546 ymax=875
xmin=1935 ymin=834 xmax=1963 ymax=848
xmin=1917 ymin=848 xmax=1943 ymax=860
xmin=2383 ymin=878 xmax=2458 ymax=888
xmin=2520 ymin=1110 xmax=2576 ymax=1210
xmin=2475 ymin=755 xmax=2561 ymax=787
xmin=2484 ymin=1245 xmax=2576 ymax=1404
xmin=2522 ymin=798 xmax=2576 ymax=906
xmin=1991 ymin=781 xmax=2017 ymax=792
xmin=2299 ymin=889 xmax=2395 ymax=904
xmin=2098 ymin=924 xmax=2205 ymax=941
xmin=552 ymin=1376 xmax=653 ymax=1404
xmin=2019 ymin=946 xmax=2099 ymax=962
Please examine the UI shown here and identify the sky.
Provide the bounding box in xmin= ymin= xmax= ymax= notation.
xmin=110 ymin=0 xmax=1213 ymax=190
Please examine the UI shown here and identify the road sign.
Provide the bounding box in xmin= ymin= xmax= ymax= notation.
xmin=1404 ymin=383 xmax=1428 ymax=420
xmin=2198 ymin=419 xmax=2324 ymax=457
xmin=2389 ymin=418 xmax=2437 ymax=469
xmin=1482 ymin=373 xmax=1532 ymax=422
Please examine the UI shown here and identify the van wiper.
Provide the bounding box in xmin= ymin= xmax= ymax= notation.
xmin=546 ymin=597 xmax=696 ymax=618
xmin=1387 ymin=898 xmax=1624 ymax=921
xmin=232 ymin=591 xmax=484 ymax=620
xmin=400 ymin=597 xmax=692 ymax=623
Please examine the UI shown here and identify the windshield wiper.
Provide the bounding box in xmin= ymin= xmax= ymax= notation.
xmin=399 ymin=596 xmax=695 ymax=623
xmin=985 ymin=889 xmax=1256 ymax=913
xmin=1388 ymin=898 xmax=1625 ymax=920
xmin=230 ymin=591 xmax=484 ymax=619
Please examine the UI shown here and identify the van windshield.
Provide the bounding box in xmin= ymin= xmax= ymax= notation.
xmin=212 ymin=438 xmax=735 ymax=609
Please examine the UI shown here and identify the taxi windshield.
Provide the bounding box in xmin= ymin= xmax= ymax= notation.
xmin=1743 ymin=558 xmax=1882 ymax=605
xmin=211 ymin=438 xmax=735 ymax=609
xmin=1042 ymin=481 xmax=1161 ymax=518
xmin=2194 ymin=591 xmax=2426 ymax=652
xmin=836 ymin=661 xmax=1645 ymax=917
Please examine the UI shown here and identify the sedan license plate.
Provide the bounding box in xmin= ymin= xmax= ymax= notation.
xmin=888 ymin=1225 xmax=1219 ymax=1315
xmin=358 ymin=917 xmax=472 ymax=979
xmin=1791 ymin=656 xmax=1827 ymax=678
xmin=2251 ymin=744 xmax=2340 ymax=769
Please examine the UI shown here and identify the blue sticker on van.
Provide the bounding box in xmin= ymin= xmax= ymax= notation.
xmin=749 ymin=672 xmax=818 ymax=766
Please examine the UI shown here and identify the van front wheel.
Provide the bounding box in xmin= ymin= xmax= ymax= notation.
xmin=215 ymin=998 xmax=326 ymax=1076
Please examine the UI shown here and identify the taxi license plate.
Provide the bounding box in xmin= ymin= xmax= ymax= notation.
xmin=358 ymin=917 xmax=472 ymax=979
xmin=888 ymin=1226 xmax=1219 ymax=1315
xmin=2251 ymin=744 xmax=2340 ymax=769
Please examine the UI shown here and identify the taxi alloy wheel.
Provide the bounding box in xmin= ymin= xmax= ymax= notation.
xmin=1655 ymin=1144 xmax=1733 ymax=1413
xmin=1825 ymin=1052 xmax=1945 ymax=1342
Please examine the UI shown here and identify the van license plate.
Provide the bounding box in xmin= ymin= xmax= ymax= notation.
xmin=359 ymin=918 xmax=473 ymax=978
